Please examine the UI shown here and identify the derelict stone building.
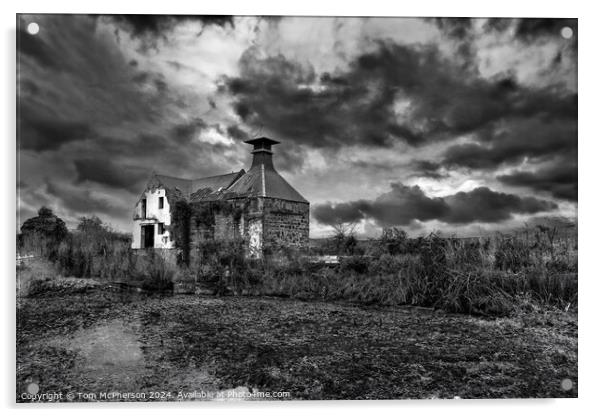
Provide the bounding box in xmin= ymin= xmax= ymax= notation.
xmin=132 ymin=138 xmax=309 ymax=259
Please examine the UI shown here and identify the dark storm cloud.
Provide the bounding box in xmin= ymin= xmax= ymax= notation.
xmin=514 ymin=18 xmax=577 ymax=42
xmin=313 ymin=183 xmax=556 ymax=227
xmin=17 ymin=26 xmax=62 ymax=70
xmin=74 ymin=158 xmax=149 ymax=192
xmin=443 ymin=187 xmax=557 ymax=224
xmin=482 ymin=18 xmax=577 ymax=58
xmin=226 ymin=124 xmax=249 ymax=141
xmin=20 ymin=79 xmax=40 ymax=96
xmin=222 ymin=40 xmax=576 ymax=166
xmin=93 ymin=129 xmax=234 ymax=177
xmin=313 ymin=184 xmax=449 ymax=226
xmin=108 ymin=15 xmax=234 ymax=49
xmin=45 ymin=181 xmax=127 ymax=218
xmin=442 ymin=117 xmax=577 ymax=170
xmin=366 ymin=184 xmax=450 ymax=226
xmin=351 ymin=158 xmax=447 ymax=180
xmin=110 ymin=15 xmax=234 ymax=37
xmin=313 ymin=201 xmax=369 ymax=225
xmin=434 ymin=18 xmax=579 ymax=43
xmin=272 ymin=146 xmax=307 ymax=173
xmin=221 ymin=44 xmax=403 ymax=149
xmin=18 ymin=15 xmax=184 ymax=127
xmin=497 ymin=160 xmax=577 ymax=201
xmin=411 ymin=160 xmax=448 ymax=179
xmin=171 ymin=118 xmax=207 ymax=144
xmin=110 ymin=14 xmax=234 ymax=37
xmin=18 ymin=103 xmax=96 ymax=151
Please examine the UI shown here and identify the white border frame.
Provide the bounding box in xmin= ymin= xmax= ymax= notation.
xmin=4 ymin=1 xmax=597 ymax=416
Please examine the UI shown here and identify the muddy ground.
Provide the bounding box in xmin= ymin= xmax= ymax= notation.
xmin=16 ymin=288 xmax=577 ymax=401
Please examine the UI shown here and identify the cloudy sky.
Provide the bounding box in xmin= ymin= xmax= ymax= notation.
xmin=17 ymin=15 xmax=577 ymax=237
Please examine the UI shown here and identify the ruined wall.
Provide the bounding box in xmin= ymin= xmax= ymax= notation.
xmin=240 ymin=198 xmax=265 ymax=258
xmin=132 ymin=187 xmax=174 ymax=249
xmin=262 ymin=198 xmax=310 ymax=250
xmin=214 ymin=213 xmax=242 ymax=240
xmin=183 ymin=197 xmax=309 ymax=263
xmin=188 ymin=201 xmax=245 ymax=264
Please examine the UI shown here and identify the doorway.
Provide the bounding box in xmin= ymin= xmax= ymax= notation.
xmin=142 ymin=224 xmax=155 ymax=248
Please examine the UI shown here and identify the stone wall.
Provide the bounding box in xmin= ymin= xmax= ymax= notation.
xmin=185 ymin=197 xmax=309 ymax=263
xmin=238 ymin=198 xmax=264 ymax=258
xmin=214 ymin=212 xmax=241 ymax=240
xmin=262 ymin=198 xmax=310 ymax=250
xmin=188 ymin=201 xmax=245 ymax=264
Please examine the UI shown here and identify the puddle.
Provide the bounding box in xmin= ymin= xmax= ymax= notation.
xmin=47 ymin=317 xmax=254 ymax=400
xmin=49 ymin=319 xmax=145 ymax=390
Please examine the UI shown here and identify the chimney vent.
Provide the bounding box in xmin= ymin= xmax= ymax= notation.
xmin=245 ymin=137 xmax=280 ymax=170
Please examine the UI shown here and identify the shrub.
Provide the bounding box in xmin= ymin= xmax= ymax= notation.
xmin=19 ymin=207 xmax=68 ymax=260
xmin=131 ymin=252 xmax=175 ymax=292
xmin=375 ymin=228 xmax=409 ymax=256
xmin=494 ymin=236 xmax=531 ymax=272
xmin=340 ymin=255 xmax=371 ymax=274
xmin=26 ymin=277 xmax=100 ymax=298
xmin=54 ymin=218 xmax=133 ymax=279
xmin=326 ymin=223 xmax=361 ymax=255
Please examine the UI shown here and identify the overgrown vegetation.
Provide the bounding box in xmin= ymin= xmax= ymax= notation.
xmin=17 ymin=207 xmax=577 ymax=317
xmin=18 ymin=207 xmax=68 ymax=261
xmin=175 ymin=224 xmax=577 ymax=317
xmin=170 ymin=200 xmax=192 ymax=266
xmin=170 ymin=199 xmax=245 ymax=267
xmin=18 ymin=213 xmax=175 ymax=294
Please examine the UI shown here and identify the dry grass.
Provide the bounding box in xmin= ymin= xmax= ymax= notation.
xmin=17 ymin=224 xmax=577 ymax=317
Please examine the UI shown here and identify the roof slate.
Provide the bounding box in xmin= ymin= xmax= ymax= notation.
xmin=227 ymin=165 xmax=309 ymax=203
xmin=152 ymin=170 xmax=245 ymax=203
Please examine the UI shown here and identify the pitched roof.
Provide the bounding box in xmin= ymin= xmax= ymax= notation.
xmin=151 ymin=170 xmax=245 ymax=203
xmin=227 ymin=164 xmax=309 ymax=203
xmin=154 ymin=174 xmax=193 ymax=196
xmin=145 ymin=137 xmax=308 ymax=204
xmin=191 ymin=173 xmax=244 ymax=196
